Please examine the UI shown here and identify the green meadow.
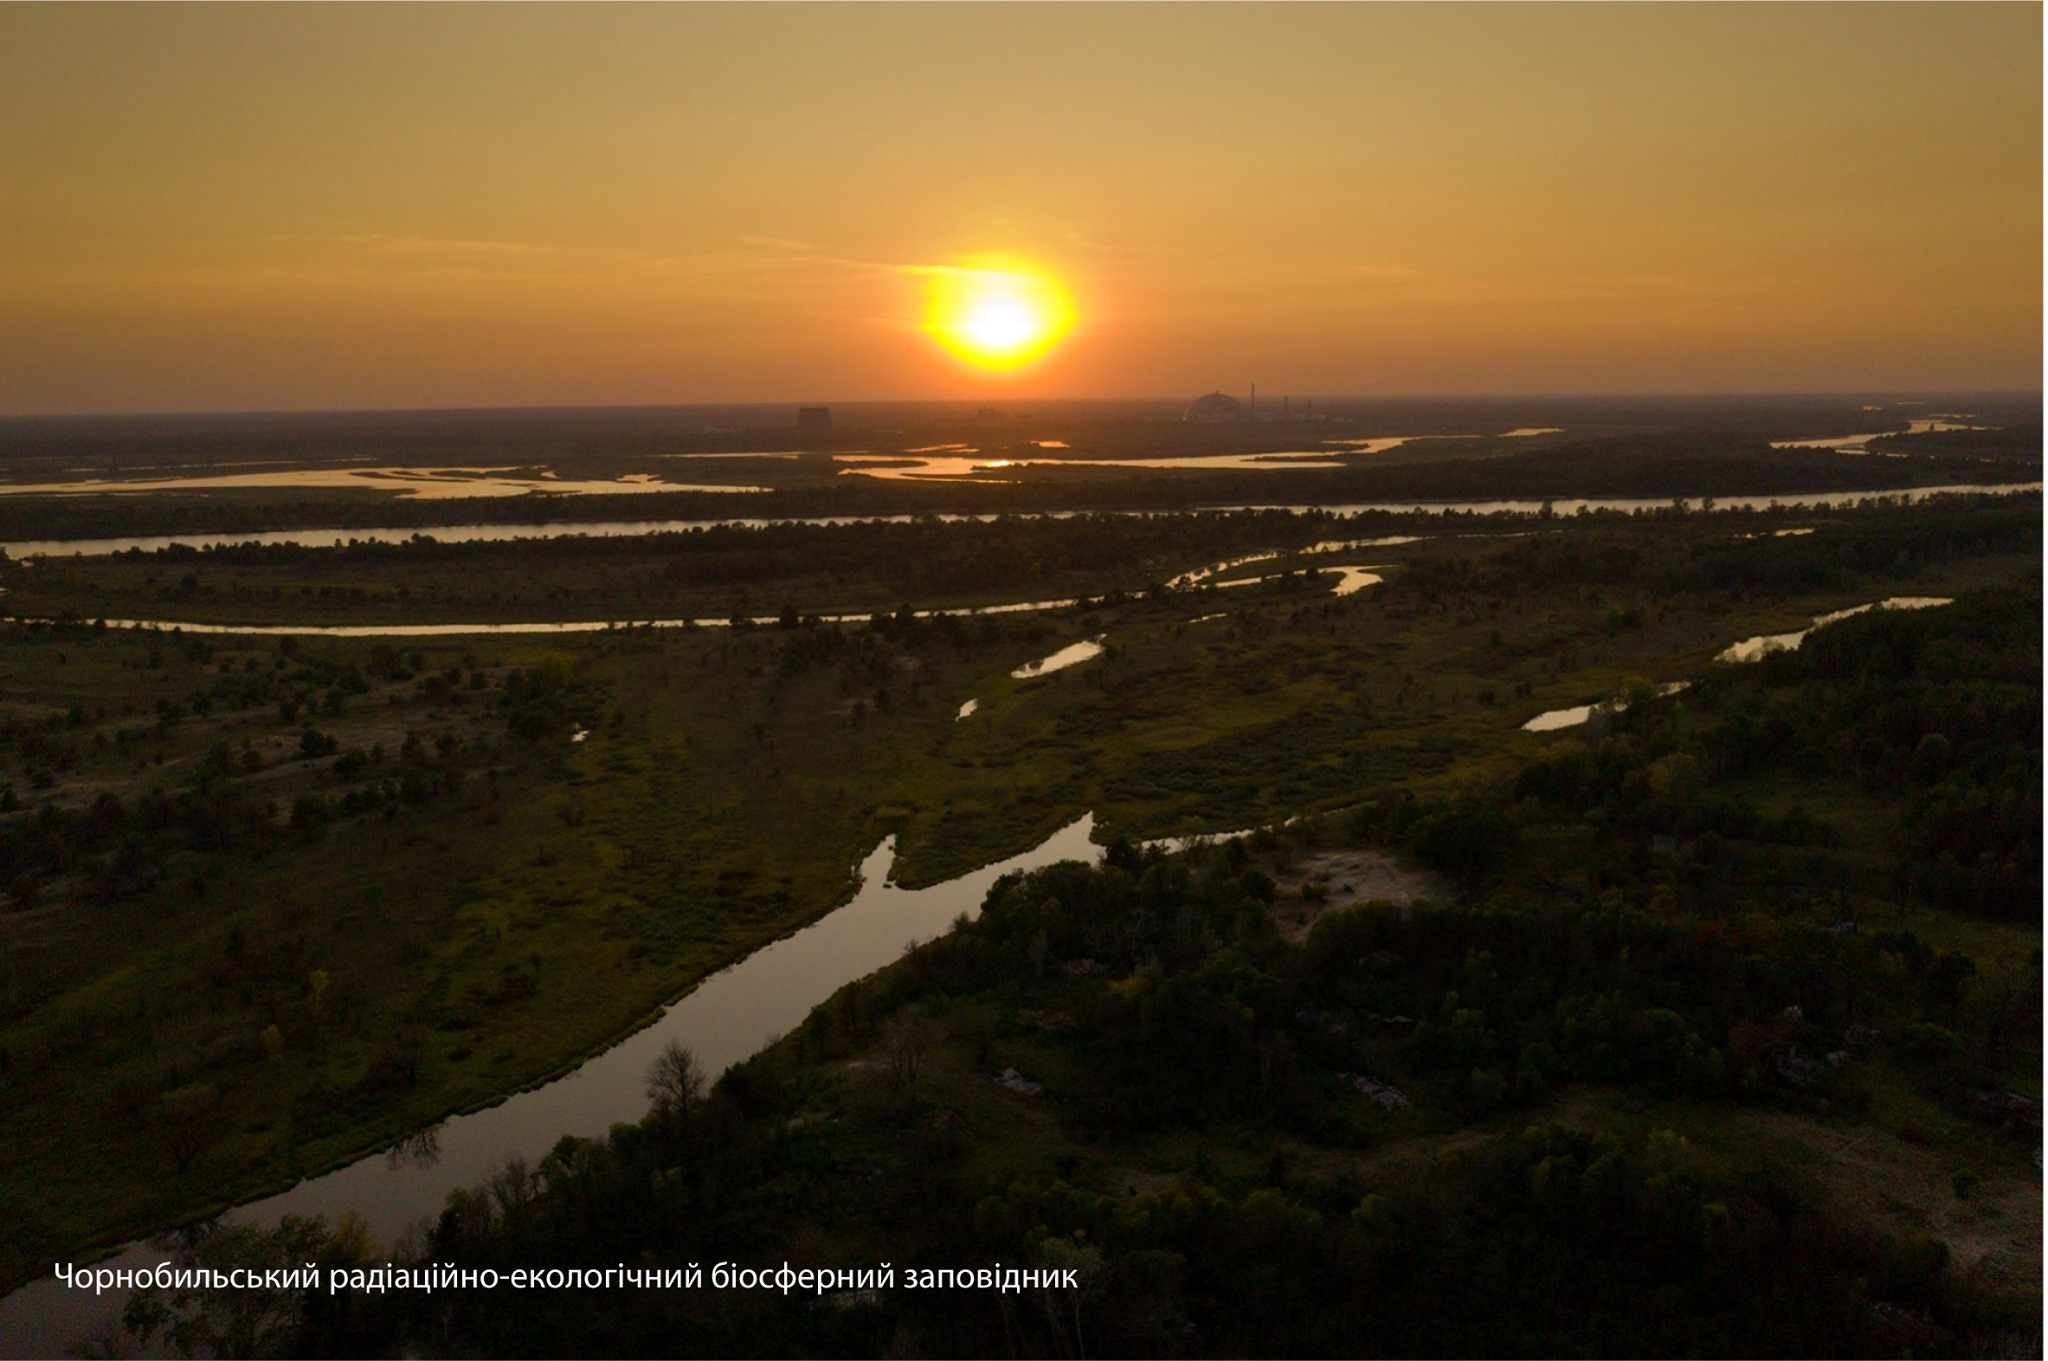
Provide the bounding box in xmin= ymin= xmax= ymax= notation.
xmin=0 ymin=497 xmax=2035 ymax=1302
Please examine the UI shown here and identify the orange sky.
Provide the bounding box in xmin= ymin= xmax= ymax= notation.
xmin=0 ymin=3 xmax=2039 ymax=414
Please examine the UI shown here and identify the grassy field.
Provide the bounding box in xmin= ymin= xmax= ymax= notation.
xmin=0 ymin=500 xmax=2036 ymax=1293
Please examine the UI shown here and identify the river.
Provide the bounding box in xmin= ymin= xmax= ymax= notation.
xmin=0 ymin=485 xmax=2029 ymax=1351
xmin=1768 ymin=417 xmax=1995 ymax=454
xmin=9 ymin=538 xmax=1409 ymax=638
xmin=1716 ymin=597 xmax=1953 ymax=662
xmin=1515 ymin=598 xmax=1957 ymax=734
xmin=1521 ymin=681 xmax=1690 ymax=733
xmin=0 ymin=816 xmax=1123 ymax=1356
xmin=0 ymin=433 xmax=1532 ymax=500
xmin=0 ymin=467 xmax=767 ymax=500
xmin=8 ymin=482 xmax=2035 ymax=561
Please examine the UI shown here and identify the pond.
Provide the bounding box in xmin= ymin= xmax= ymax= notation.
xmin=1011 ymin=637 xmax=1104 ymax=679
xmin=1329 ymin=567 xmax=1384 ymax=597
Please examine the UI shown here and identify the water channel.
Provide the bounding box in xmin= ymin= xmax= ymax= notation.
xmin=831 ymin=433 xmax=1493 ymax=480
xmin=1517 ymin=598 xmax=1957 ymax=734
xmin=1 ymin=817 xmax=1118 ymax=1356
xmin=1715 ymin=597 xmax=1953 ymax=663
xmin=0 ymin=429 xmax=1560 ymax=500
xmin=0 ymin=485 xmax=2026 ymax=1351
xmin=9 ymin=535 xmax=1407 ymax=637
xmin=1521 ymin=681 xmax=1691 ymax=733
xmin=1768 ymin=417 xmax=1995 ymax=454
xmin=8 ymin=483 xmax=2034 ymax=562
xmin=0 ymin=467 xmax=767 ymax=499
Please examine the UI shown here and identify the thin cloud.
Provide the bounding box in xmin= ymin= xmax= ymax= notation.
xmin=327 ymin=234 xmax=564 ymax=257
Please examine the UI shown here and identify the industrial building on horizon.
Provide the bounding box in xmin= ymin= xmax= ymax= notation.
xmin=1182 ymin=390 xmax=1244 ymax=423
xmin=1183 ymin=385 xmax=1318 ymax=422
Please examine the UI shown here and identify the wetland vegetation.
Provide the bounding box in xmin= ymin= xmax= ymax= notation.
xmin=0 ymin=405 xmax=2037 ymax=1357
xmin=0 ymin=396 xmax=2034 ymax=547
xmin=103 ymin=537 xmax=2048 ymax=1357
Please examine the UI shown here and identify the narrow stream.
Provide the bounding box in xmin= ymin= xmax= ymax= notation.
xmin=1517 ymin=598 xmax=1956 ymax=734
xmin=1521 ymin=681 xmax=1691 ymax=733
xmin=1716 ymin=597 xmax=1952 ymax=662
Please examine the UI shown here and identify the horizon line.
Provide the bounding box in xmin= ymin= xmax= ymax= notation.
xmin=3 ymin=388 xmax=2041 ymax=424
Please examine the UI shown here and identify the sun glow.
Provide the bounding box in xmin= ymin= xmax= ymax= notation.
xmin=922 ymin=261 xmax=1075 ymax=370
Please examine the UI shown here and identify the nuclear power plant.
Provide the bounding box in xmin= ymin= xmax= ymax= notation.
xmin=1182 ymin=385 xmax=1318 ymax=422
xmin=1182 ymin=390 xmax=1245 ymax=423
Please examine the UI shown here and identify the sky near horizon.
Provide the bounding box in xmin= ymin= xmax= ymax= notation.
xmin=0 ymin=4 xmax=2040 ymax=415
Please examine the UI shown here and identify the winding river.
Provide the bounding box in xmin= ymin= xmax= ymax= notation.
xmin=1516 ymin=597 xmax=1956 ymax=734
xmin=0 ymin=484 xmax=2032 ymax=1353
xmin=8 ymin=541 xmax=1400 ymax=637
xmin=7 ymin=482 xmax=2035 ymax=561
xmin=1715 ymin=596 xmax=1953 ymax=662
xmin=1 ymin=817 xmax=1120 ymax=1356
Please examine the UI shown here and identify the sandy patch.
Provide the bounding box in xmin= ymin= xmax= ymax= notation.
xmin=1271 ymin=849 xmax=1455 ymax=941
xmin=1735 ymin=1108 xmax=2041 ymax=1316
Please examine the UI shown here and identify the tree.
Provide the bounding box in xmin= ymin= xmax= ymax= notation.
xmin=885 ymin=1007 xmax=935 ymax=1103
xmin=1030 ymin=1232 xmax=1104 ymax=1359
xmin=123 ymin=1214 xmax=372 ymax=1359
xmin=645 ymin=1039 xmax=704 ymax=1120
xmin=159 ymin=1083 xmax=221 ymax=1174
xmin=1909 ymin=732 xmax=1953 ymax=783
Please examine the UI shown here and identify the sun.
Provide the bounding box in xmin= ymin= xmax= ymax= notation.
xmin=922 ymin=260 xmax=1075 ymax=371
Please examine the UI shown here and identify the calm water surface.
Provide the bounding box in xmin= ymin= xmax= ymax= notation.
xmin=1717 ymin=597 xmax=1953 ymax=662
xmin=1011 ymin=637 xmax=1104 ymax=679
xmin=13 ymin=535 xmax=1405 ymax=638
xmin=0 ymin=468 xmax=765 ymax=499
xmin=835 ymin=432 xmax=1544 ymax=481
xmin=66 ymin=595 xmax=1087 ymax=638
xmin=0 ymin=817 xmax=1108 ymax=1356
xmin=0 ymin=480 xmax=2028 ymax=1349
xmin=0 ymin=434 xmax=1508 ymax=499
xmin=7 ymin=482 xmax=2035 ymax=561
xmin=1519 ymin=599 xmax=1959 ymax=734
xmin=1522 ymin=682 xmax=1690 ymax=733
xmin=1769 ymin=418 xmax=1992 ymax=454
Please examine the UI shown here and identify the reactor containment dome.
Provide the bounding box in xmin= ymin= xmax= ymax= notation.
xmin=1182 ymin=391 xmax=1244 ymax=423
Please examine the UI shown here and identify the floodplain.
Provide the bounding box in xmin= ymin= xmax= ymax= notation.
xmin=0 ymin=400 xmax=2038 ymax=1356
